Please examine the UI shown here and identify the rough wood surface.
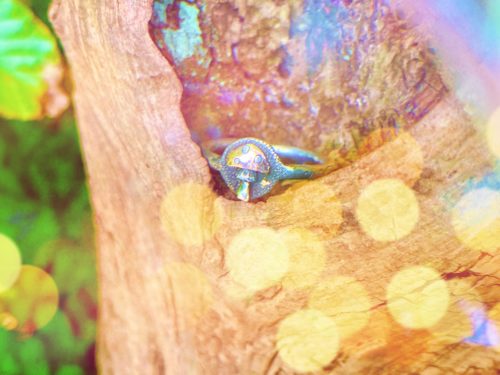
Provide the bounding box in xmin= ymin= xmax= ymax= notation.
xmin=50 ymin=0 xmax=500 ymax=374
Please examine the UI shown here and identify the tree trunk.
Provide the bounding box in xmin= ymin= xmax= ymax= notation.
xmin=50 ymin=0 xmax=499 ymax=374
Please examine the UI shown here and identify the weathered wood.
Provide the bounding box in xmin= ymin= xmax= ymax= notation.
xmin=50 ymin=0 xmax=499 ymax=374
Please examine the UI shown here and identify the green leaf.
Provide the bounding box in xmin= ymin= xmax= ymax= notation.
xmin=18 ymin=337 xmax=50 ymax=375
xmin=0 ymin=331 xmax=20 ymax=375
xmin=62 ymin=187 xmax=91 ymax=240
xmin=33 ymin=239 xmax=96 ymax=296
xmin=56 ymin=365 xmax=85 ymax=375
xmin=18 ymin=0 xmax=53 ymax=27
xmin=0 ymin=0 xmax=61 ymax=120
xmin=0 ymin=353 xmax=20 ymax=375
xmin=0 ymin=197 xmax=60 ymax=263
xmin=0 ymin=168 xmax=23 ymax=197
xmin=39 ymin=311 xmax=87 ymax=363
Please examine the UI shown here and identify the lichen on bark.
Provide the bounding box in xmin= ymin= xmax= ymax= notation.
xmin=149 ymin=0 xmax=446 ymax=162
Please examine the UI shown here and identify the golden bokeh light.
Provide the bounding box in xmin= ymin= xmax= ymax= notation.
xmin=164 ymin=262 xmax=213 ymax=328
xmin=308 ymin=276 xmax=372 ymax=340
xmin=429 ymin=280 xmax=481 ymax=344
xmin=386 ymin=266 xmax=449 ymax=329
xmin=452 ymin=188 xmax=500 ymax=252
xmin=280 ymin=228 xmax=326 ymax=290
xmin=160 ymin=182 xmax=222 ymax=246
xmin=486 ymin=107 xmax=500 ymax=158
xmin=276 ymin=309 xmax=339 ymax=373
xmin=0 ymin=233 xmax=22 ymax=293
xmin=356 ymin=178 xmax=419 ymax=242
xmin=0 ymin=265 xmax=59 ymax=334
xmin=226 ymin=227 xmax=289 ymax=292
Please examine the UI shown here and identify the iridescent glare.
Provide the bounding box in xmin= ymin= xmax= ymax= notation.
xmin=152 ymin=1 xmax=208 ymax=66
xmin=398 ymin=0 xmax=500 ymax=115
xmin=451 ymin=187 xmax=500 ymax=252
xmin=429 ymin=280 xmax=481 ymax=345
xmin=487 ymin=303 xmax=500 ymax=351
xmin=487 ymin=107 xmax=500 ymax=159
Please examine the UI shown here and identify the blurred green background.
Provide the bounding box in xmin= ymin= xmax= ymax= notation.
xmin=0 ymin=1 xmax=97 ymax=374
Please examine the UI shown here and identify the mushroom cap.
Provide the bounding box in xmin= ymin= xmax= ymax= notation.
xmin=227 ymin=143 xmax=270 ymax=173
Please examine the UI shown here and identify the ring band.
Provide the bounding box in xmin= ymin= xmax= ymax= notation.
xmin=201 ymin=137 xmax=324 ymax=201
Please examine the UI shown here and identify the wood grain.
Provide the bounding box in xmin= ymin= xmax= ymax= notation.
xmin=50 ymin=0 xmax=500 ymax=374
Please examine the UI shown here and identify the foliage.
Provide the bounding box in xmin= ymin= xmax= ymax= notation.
xmin=0 ymin=0 xmax=96 ymax=374
xmin=0 ymin=114 xmax=97 ymax=374
xmin=0 ymin=0 xmax=62 ymax=120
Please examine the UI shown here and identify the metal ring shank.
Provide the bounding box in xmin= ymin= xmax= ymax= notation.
xmin=201 ymin=138 xmax=324 ymax=177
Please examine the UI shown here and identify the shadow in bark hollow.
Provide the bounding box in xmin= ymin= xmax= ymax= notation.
xmin=148 ymin=0 xmax=447 ymax=198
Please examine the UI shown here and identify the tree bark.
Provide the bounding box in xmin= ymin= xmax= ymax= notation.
xmin=50 ymin=0 xmax=499 ymax=374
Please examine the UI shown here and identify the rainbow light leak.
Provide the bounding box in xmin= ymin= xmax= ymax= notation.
xmin=399 ymin=0 xmax=500 ymax=113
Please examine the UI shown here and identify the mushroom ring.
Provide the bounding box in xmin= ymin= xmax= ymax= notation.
xmin=201 ymin=137 xmax=324 ymax=201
